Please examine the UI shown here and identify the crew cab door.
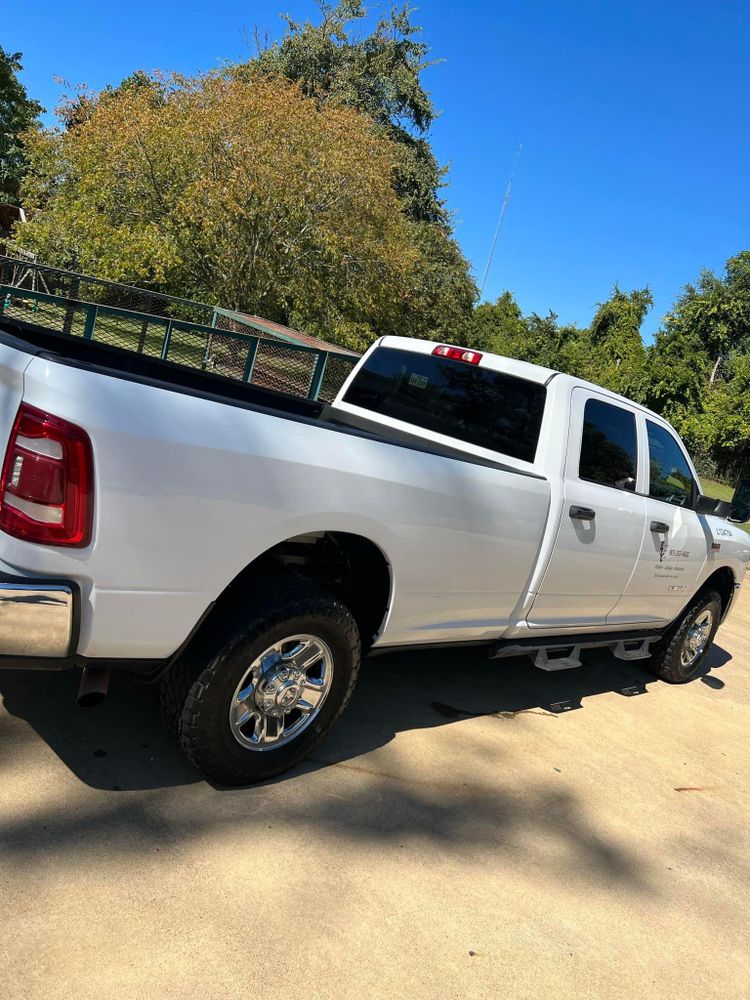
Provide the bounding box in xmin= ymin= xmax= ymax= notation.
xmin=527 ymin=390 xmax=646 ymax=627
xmin=607 ymin=418 xmax=706 ymax=624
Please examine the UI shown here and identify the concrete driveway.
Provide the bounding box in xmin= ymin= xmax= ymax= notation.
xmin=1 ymin=590 xmax=748 ymax=1000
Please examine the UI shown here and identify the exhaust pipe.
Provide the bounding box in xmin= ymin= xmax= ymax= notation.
xmin=77 ymin=667 xmax=111 ymax=708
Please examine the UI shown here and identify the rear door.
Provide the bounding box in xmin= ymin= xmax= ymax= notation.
xmin=527 ymin=389 xmax=646 ymax=628
xmin=607 ymin=418 xmax=706 ymax=624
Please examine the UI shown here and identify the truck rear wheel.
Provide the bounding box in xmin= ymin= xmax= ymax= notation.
xmin=160 ymin=578 xmax=361 ymax=784
xmin=645 ymin=590 xmax=722 ymax=684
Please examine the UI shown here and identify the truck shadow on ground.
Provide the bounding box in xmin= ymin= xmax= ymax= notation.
xmin=0 ymin=640 xmax=732 ymax=794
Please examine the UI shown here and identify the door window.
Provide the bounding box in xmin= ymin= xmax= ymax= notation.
xmin=579 ymin=399 xmax=638 ymax=490
xmin=646 ymin=421 xmax=695 ymax=507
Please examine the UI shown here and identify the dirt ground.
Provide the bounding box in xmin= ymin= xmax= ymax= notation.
xmin=1 ymin=589 xmax=748 ymax=1000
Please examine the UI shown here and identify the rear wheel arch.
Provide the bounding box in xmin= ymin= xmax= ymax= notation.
xmin=176 ymin=530 xmax=392 ymax=672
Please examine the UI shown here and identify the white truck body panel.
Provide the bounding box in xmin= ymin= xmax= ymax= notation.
xmin=0 ymin=326 xmax=746 ymax=663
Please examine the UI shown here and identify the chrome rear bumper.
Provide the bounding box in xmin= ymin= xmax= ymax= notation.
xmin=0 ymin=579 xmax=75 ymax=658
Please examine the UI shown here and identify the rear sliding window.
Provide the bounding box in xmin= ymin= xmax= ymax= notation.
xmin=343 ymin=347 xmax=546 ymax=462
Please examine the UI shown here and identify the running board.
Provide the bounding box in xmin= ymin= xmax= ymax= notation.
xmin=490 ymin=629 xmax=661 ymax=671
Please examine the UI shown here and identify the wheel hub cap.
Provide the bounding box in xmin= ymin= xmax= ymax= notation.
xmin=256 ymin=666 xmax=306 ymax=717
xmin=229 ymin=634 xmax=334 ymax=752
xmin=681 ymin=608 xmax=713 ymax=669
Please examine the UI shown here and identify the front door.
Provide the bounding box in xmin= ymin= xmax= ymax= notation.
xmin=527 ymin=390 xmax=646 ymax=628
xmin=731 ymin=479 xmax=750 ymax=522
xmin=608 ymin=418 xmax=706 ymax=624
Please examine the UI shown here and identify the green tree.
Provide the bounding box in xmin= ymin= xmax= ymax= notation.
xmin=469 ymin=288 xmax=637 ymax=383
xmin=17 ymin=71 xmax=460 ymax=351
xmin=253 ymin=0 xmax=445 ymax=226
xmin=469 ymin=291 xmax=527 ymax=354
xmin=695 ymin=351 xmax=750 ymax=479
xmin=642 ymin=252 xmax=750 ymax=472
xmin=250 ymin=1 xmax=477 ymax=337
xmin=469 ymin=292 xmax=583 ymax=371
xmin=0 ymin=47 xmax=43 ymax=204
xmin=586 ymin=286 xmax=651 ymax=397
xmin=650 ymin=252 xmax=750 ymax=392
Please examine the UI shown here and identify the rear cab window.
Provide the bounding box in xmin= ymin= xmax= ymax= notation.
xmin=343 ymin=347 xmax=547 ymax=463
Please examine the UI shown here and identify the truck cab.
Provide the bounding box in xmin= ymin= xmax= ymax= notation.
xmin=330 ymin=336 xmax=749 ymax=639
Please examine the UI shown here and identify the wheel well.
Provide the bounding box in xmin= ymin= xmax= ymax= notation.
xmin=193 ymin=532 xmax=392 ymax=656
xmin=698 ymin=566 xmax=735 ymax=616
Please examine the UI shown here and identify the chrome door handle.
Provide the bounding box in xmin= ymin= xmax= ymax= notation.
xmin=650 ymin=520 xmax=670 ymax=533
xmin=569 ymin=505 xmax=596 ymax=521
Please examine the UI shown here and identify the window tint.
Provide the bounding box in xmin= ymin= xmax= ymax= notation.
xmin=646 ymin=421 xmax=694 ymax=507
xmin=734 ymin=479 xmax=750 ymax=509
xmin=343 ymin=347 xmax=546 ymax=462
xmin=579 ymin=399 xmax=638 ymax=489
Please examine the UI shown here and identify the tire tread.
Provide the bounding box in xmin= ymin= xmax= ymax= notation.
xmin=161 ymin=576 xmax=360 ymax=784
xmin=646 ymin=589 xmax=721 ymax=684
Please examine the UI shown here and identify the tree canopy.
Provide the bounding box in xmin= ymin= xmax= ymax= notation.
xmin=469 ymin=255 xmax=750 ymax=481
xmin=16 ymin=2 xmax=476 ymax=350
xmin=248 ymin=1 xmax=477 ymax=334
xmin=18 ymin=71 xmax=472 ymax=350
xmin=252 ymin=0 xmax=446 ymax=227
xmin=0 ymin=46 xmax=43 ymax=204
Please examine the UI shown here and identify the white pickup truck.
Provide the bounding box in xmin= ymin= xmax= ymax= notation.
xmin=0 ymin=317 xmax=747 ymax=783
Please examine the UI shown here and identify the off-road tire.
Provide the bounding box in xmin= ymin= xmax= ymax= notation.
xmin=645 ymin=589 xmax=722 ymax=683
xmin=160 ymin=577 xmax=361 ymax=784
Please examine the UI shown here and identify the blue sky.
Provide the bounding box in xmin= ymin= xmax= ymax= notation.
xmin=5 ymin=0 xmax=749 ymax=339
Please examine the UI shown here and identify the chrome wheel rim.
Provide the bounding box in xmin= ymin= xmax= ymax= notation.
xmin=680 ymin=609 xmax=713 ymax=670
xmin=229 ymin=634 xmax=334 ymax=751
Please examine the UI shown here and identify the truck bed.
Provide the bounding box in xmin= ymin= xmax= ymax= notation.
xmin=0 ymin=315 xmax=323 ymax=421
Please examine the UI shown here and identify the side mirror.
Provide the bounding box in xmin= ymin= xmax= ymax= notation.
xmin=696 ymin=494 xmax=733 ymax=517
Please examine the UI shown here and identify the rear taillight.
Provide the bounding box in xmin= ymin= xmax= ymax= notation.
xmin=432 ymin=345 xmax=483 ymax=364
xmin=0 ymin=403 xmax=93 ymax=547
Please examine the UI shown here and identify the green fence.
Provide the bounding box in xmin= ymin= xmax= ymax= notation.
xmin=0 ymin=285 xmax=357 ymax=403
xmin=0 ymin=253 xmax=216 ymax=325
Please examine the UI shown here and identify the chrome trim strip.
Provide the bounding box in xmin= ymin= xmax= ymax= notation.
xmin=0 ymin=582 xmax=73 ymax=657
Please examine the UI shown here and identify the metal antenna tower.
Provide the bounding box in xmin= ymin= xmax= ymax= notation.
xmin=479 ymin=144 xmax=522 ymax=298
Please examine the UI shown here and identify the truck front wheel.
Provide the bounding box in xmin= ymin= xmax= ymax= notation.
xmin=645 ymin=590 xmax=722 ymax=684
xmin=161 ymin=578 xmax=361 ymax=784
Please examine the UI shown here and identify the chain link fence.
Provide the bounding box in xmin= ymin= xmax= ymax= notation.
xmin=0 ymin=254 xmax=360 ymax=402
xmin=0 ymin=252 xmax=214 ymax=325
xmin=211 ymin=309 xmax=340 ymax=399
xmin=0 ymin=282 xmax=358 ymax=403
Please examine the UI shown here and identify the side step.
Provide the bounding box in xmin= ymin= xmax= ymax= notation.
xmin=613 ymin=638 xmax=655 ymax=661
xmin=534 ymin=647 xmax=583 ymax=671
xmin=490 ymin=629 xmax=662 ymax=672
